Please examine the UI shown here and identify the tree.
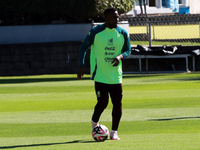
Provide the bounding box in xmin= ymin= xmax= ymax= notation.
xmin=95 ymin=0 xmax=135 ymax=15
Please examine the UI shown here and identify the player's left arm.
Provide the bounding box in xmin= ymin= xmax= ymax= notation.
xmin=121 ymin=33 xmax=131 ymax=59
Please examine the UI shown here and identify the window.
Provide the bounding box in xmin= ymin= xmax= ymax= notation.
xmin=162 ymin=0 xmax=166 ymax=7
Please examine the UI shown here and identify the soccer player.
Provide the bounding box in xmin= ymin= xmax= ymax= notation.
xmin=77 ymin=7 xmax=131 ymax=140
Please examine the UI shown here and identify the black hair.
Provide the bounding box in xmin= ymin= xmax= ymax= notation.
xmin=104 ymin=7 xmax=117 ymax=16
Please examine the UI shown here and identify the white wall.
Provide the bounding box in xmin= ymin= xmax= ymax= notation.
xmin=118 ymin=21 xmax=130 ymax=35
xmin=0 ymin=22 xmax=129 ymax=45
xmin=186 ymin=0 xmax=200 ymax=14
xmin=0 ymin=24 xmax=92 ymax=44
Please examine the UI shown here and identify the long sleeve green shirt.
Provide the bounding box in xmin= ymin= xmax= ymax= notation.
xmin=79 ymin=23 xmax=131 ymax=84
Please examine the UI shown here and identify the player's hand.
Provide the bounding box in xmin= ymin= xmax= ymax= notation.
xmin=111 ymin=54 xmax=123 ymax=67
xmin=77 ymin=66 xmax=85 ymax=80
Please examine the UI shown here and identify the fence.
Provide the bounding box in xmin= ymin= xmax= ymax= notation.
xmin=129 ymin=19 xmax=200 ymax=47
xmin=93 ymin=19 xmax=200 ymax=47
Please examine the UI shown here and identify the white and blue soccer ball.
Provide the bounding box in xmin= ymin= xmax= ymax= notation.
xmin=92 ymin=125 xmax=109 ymax=142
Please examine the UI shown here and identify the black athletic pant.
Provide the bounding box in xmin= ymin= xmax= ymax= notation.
xmin=92 ymin=82 xmax=123 ymax=131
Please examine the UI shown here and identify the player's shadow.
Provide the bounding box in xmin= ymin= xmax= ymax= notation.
xmin=148 ymin=116 xmax=200 ymax=121
xmin=0 ymin=140 xmax=96 ymax=149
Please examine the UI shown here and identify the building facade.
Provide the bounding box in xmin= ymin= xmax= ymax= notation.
xmin=133 ymin=0 xmax=200 ymax=16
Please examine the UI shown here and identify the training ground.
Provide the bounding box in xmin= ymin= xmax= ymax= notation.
xmin=0 ymin=73 xmax=200 ymax=149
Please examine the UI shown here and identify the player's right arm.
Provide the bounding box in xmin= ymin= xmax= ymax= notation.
xmin=77 ymin=30 xmax=94 ymax=80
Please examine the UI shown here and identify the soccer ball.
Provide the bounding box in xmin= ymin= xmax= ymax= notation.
xmin=92 ymin=125 xmax=109 ymax=142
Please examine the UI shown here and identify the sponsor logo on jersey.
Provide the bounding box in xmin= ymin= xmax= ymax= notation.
xmin=105 ymin=47 xmax=115 ymax=50
xmin=108 ymin=38 xmax=113 ymax=45
xmin=105 ymin=52 xmax=115 ymax=55
xmin=105 ymin=38 xmax=115 ymax=51
xmin=104 ymin=57 xmax=114 ymax=62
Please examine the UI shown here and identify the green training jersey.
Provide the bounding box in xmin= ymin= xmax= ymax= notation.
xmin=79 ymin=23 xmax=131 ymax=84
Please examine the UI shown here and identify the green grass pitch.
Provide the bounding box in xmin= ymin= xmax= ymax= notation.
xmin=0 ymin=73 xmax=200 ymax=150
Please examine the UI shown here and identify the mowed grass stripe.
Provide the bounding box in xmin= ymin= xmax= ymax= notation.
xmin=0 ymin=89 xmax=199 ymax=112
xmin=0 ymin=96 xmax=199 ymax=112
xmin=0 ymin=85 xmax=94 ymax=94
xmin=0 ymin=97 xmax=199 ymax=112
xmin=1 ymin=73 xmax=200 ymax=93
xmin=1 ymin=85 xmax=199 ymax=104
xmin=0 ymin=99 xmax=97 ymax=112
xmin=1 ymin=133 xmax=200 ymax=150
xmin=1 ymin=83 xmax=199 ymax=96
xmin=0 ymin=108 xmax=199 ymax=124
xmin=0 ymin=92 xmax=96 ymax=102
xmin=0 ymin=120 xmax=200 ymax=138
